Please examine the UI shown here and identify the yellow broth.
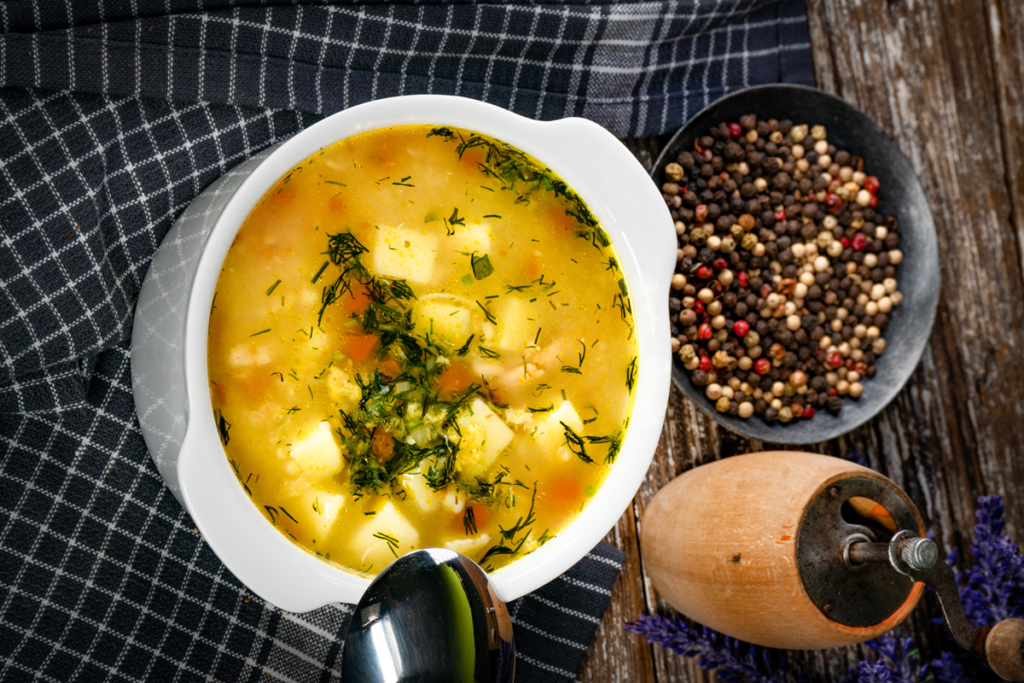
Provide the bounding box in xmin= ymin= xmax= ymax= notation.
xmin=208 ymin=125 xmax=637 ymax=576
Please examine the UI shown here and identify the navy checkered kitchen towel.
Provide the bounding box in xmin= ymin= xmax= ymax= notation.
xmin=0 ymin=1 xmax=812 ymax=680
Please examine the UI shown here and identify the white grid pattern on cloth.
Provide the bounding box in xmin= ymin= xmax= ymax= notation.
xmin=0 ymin=1 xmax=811 ymax=679
xmin=0 ymin=2 xmax=811 ymax=141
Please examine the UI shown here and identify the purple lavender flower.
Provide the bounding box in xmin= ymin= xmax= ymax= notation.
xmin=624 ymin=614 xmax=784 ymax=683
xmin=957 ymin=495 xmax=1024 ymax=625
xmin=929 ymin=651 xmax=969 ymax=683
xmin=857 ymin=661 xmax=893 ymax=682
xmin=862 ymin=633 xmax=926 ymax=683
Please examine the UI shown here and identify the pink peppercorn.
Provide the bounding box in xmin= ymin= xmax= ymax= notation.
xmin=851 ymin=234 xmax=867 ymax=251
xmin=733 ymin=320 xmax=750 ymax=337
xmin=729 ymin=122 xmax=742 ymax=137
xmin=754 ymin=358 xmax=771 ymax=375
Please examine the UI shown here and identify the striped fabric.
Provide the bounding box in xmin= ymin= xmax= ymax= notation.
xmin=0 ymin=1 xmax=812 ymax=680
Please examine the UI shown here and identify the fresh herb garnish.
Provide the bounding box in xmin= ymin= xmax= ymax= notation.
xmin=478 ymin=346 xmax=501 ymax=359
xmin=216 ymin=410 xmax=231 ymax=445
xmin=250 ymin=329 xmax=271 ymax=337
xmin=480 ymin=483 xmax=539 ymax=571
xmin=373 ymin=532 xmax=400 ymax=557
xmin=433 ymin=131 xmax=606 ymax=248
xmin=626 ymin=356 xmax=638 ymax=393
xmin=311 ymin=260 xmax=329 ymax=284
xmin=475 ymin=300 xmax=496 ymax=324
xmin=470 ymin=252 xmax=494 ymax=280
xmin=562 ymin=422 xmax=594 ymax=464
xmin=266 ymin=280 xmax=282 ymax=296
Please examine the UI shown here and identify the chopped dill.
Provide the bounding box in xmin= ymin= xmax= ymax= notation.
xmin=311 ymin=261 xmax=329 ymax=284
xmin=626 ymin=356 xmax=638 ymax=393
xmin=475 ymin=300 xmax=496 ymax=324
xmin=216 ymin=410 xmax=231 ymax=445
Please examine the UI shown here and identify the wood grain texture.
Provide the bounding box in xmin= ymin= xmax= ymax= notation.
xmin=576 ymin=0 xmax=1024 ymax=679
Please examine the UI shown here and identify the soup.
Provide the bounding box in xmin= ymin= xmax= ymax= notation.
xmin=208 ymin=125 xmax=636 ymax=576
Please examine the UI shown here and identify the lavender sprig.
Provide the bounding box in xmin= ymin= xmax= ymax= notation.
xmin=956 ymin=495 xmax=1024 ymax=625
xmin=857 ymin=661 xmax=894 ymax=682
xmin=624 ymin=614 xmax=788 ymax=683
xmin=929 ymin=652 xmax=969 ymax=683
xmin=861 ymin=633 xmax=927 ymax=683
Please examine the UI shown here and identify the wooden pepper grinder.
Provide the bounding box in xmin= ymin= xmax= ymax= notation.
xmin=641 ymin=451 xmax=1024 ymax=681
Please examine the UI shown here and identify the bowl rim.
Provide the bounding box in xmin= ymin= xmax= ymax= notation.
xmin=652 ymin=84 xmax=940 ymax=444
xmin=173 ymin=94 xmax=676 ymax=609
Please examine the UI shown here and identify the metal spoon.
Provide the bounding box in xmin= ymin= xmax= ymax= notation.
xmin=341 ymin=548 xmax=515 ymax=683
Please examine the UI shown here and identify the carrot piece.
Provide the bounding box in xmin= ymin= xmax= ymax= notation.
xmin=340 ymin=283 xmax=371 ymax=316
xmin=329 ymin=196 xmax=346 ymax=213
xmin=472 ymin=506 xmax=490 ymax=529
xmin=545 ymin=205 xmax=577 ymax=233
xmin=377 ymin=356 xmax=401 ymax=380
xmin=436 ymin=363 xmax=474 ymax=399
xmin=524 ymin=251 xmax=541 ymax=280
xmin=459 ymin=150 xmax=484 ymax=173
xmin=371 ymin=428 xmax=394 ymax=462
xmin=547 ymin=478 xmax=584 ymax=516
xmin=273 ymin=188 xmax=295 ymax=205
xmin=452 ymin=505 xmax=491 ymax=533
xmin=343 ymin=332 xmax=379 ymax=362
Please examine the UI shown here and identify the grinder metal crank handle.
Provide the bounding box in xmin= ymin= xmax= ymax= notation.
xmin=850 ymin=531 xmax=1024 ymax=681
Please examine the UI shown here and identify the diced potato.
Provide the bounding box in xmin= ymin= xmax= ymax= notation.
xmin=326 ymin=367 xmax=361 ymax=412
xmin=371 ymin=225 xmax=439 ymax=284
xmin=352 ymin=501 xmax=421 ymax=570
xmin=290 ymin=421 xmax=343 ymax=476
xmin=289 ymin=489 xmax=346 ymax=540
xmin=449 ymin=223 xmax=493 ymax=255
xmin=411 ymin=298 xmax=473 ymax=350
xmin=227 ymin=343 xmax=274 ymax=368
xmin=532 ymin=401 xmax=583 ymax=454
xmin=493 ymin=298 xmax=537 ymax=352
xmin=470 ymin=358 xmax=505 ymax=382
xmin=455 ymin=398 xmax=514 ymax=478
xmin=398 ymin=473 xmax=446 ymax=515
xmin=445 ymin=533 xmax=492 ymax=557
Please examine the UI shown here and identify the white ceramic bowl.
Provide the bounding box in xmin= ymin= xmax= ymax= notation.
xmin=130 ymin=95 xmax=675 ymax=611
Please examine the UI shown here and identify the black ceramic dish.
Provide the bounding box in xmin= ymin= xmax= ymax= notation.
xmin=653 ymin=84 xmax=939 ymax=444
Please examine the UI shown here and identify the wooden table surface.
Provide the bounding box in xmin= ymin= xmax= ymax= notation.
xmin=577 ymin=0 xmax=1024 ymax=680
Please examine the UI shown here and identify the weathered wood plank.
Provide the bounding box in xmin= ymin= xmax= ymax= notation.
xmin=987 ymin=0 xmax=1024 ymax=324
xmin=576 ymin=506 xmax=656 ymax=683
